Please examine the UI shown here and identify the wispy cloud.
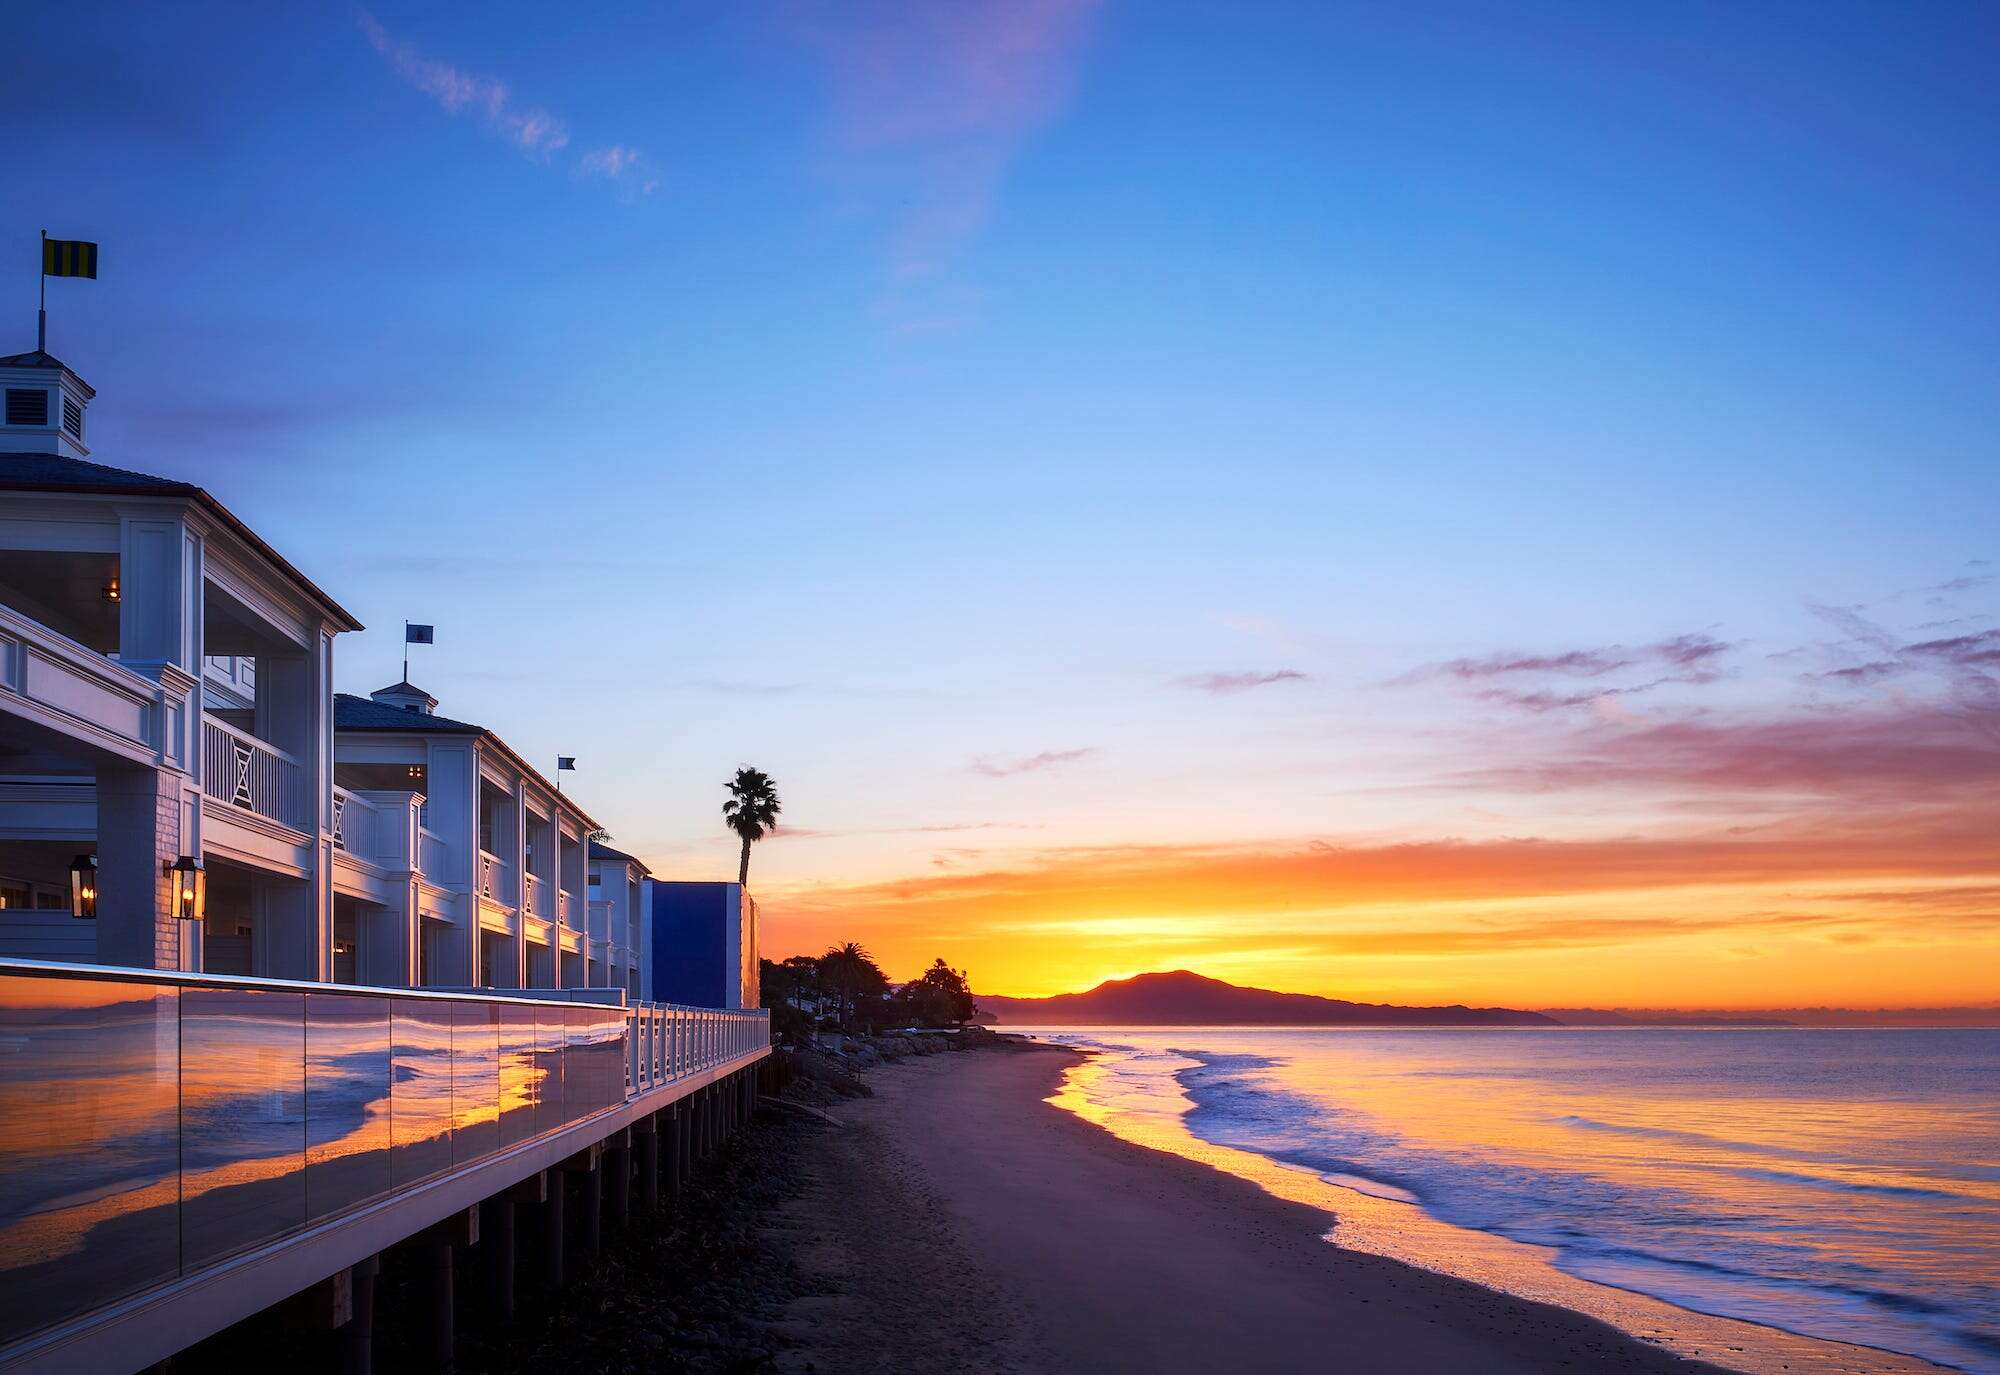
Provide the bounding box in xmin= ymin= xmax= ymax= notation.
xmin=576 ymin=144 xmax=661 ymax=197
xmin=1406 ymin=633 xmax=1730 ymax=687
xmin=1396 ymin=633 xmax=1731 ymax=713
xmin=971 ymin=747 xmax=1096 ymax=778
xmin=358 ymin=13 xmax=656 ymax=194
xmin=1464 ymin=700 xmax=2000 ymax=801
xmin=358 ymin=13 xmax=568 ymax=158
xmin=782 ymin=0 xmax=1102 ymax=324
xmin=1177 ymin=669 xmax=1309 ymax=694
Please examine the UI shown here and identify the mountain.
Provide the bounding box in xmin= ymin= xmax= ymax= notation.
xmin=973 ymin=970 xmax=1556 ymax=1027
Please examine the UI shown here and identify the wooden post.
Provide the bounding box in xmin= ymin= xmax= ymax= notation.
xmin=422 ymin=1239 xmax=454 ymax=1368
xmin=562 ymin=1142 xmax=602 ymax=1263
xmin=537 ymin=1171 xmax=565 ymax=1289
xmin=417 ymin=1206 xmax=475 ymax=1369
xmin=484 ymin=1195 xmax=516 ymax=1322
xmin=637 ymin=1113 xmax=661 ymax=1212
xmin=606 ymin=1129 xmax=631 ymax=1232
xmin=344 ymin=1255 xmax=379 ymax=1375
xmin=669 ymin=1103 xmax=686 ymax=1201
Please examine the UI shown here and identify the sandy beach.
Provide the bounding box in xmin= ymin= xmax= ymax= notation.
xmin=764 ymin=1041 xmax=1735 ymax=1374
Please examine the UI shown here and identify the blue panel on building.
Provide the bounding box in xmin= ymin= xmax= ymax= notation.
xmin=647 ymin=881 xmax=756 ymax=1009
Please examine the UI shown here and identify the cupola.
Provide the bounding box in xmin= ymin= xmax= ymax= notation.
xmin=370 ymin=680 xmax=439 ymax=715
xmin=0 ymin=350 xmax=94 ymax=460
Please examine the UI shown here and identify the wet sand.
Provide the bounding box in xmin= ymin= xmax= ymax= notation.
xmin=767 ymin=1042 xmax=1742 ymax=1374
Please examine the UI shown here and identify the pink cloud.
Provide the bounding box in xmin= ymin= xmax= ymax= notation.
xmin=971 ymin=747 xmax=1097 ymax=778
xmin=1465 ymin=700 xmax=2000 ymax=801
xmin=783 ymin=0 xmax=1102 ymax=299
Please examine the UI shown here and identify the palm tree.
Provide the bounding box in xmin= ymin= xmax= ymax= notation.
xmin=722 ymin=766 xmax=782 ymax=886
xmin=822 ymin=941 xmax=875 ymax=1031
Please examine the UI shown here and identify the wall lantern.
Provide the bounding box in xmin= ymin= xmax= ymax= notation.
xmin=69 ymin=854 xmax=98 ymax=920
xmin=102 ymin=577 xmax=120 ymax=603
xmin=165 ymin=855 xmax=205 ymax=922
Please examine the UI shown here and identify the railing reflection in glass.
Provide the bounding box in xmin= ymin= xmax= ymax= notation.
xmin=0 ymin=964 xmax=767 ymax=1353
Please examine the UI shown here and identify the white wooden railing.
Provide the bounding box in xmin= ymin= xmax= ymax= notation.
xmin=478 ymin=849 xmax=516 ymax=906
xmin=330 ymin=785 xmax=374 ymax=856
xmin=419 ymin=826 xmax=448 ymax=878
xmin=201 ymin=714 xmax=303 ymax=829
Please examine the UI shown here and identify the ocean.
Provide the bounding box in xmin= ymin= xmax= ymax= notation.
xmin=1025 ymin=1027 xmax=2000 ymax=1374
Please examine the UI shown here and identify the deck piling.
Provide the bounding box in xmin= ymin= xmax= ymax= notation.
xmin=484 ymin=1195 xmax=517 ymax=1321
xmin=342 ymin=1255 xmax=379 ymax=1375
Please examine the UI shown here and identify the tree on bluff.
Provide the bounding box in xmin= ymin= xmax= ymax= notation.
xmin=893 ymin=958 xmax=977 ymax=1028
xmin=821 ymin=942 xmax=889 ymax=1032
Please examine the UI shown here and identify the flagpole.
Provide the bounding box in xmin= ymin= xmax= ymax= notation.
xmin=38 ymin=230 xmax=46 ymax=353
xmin=403 ymin=620 xmax=409 ymax=683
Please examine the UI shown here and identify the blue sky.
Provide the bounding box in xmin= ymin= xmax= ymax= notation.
xmin=9 ymin=2 xmax=1997 ymax=1000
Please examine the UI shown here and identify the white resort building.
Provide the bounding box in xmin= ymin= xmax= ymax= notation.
xmin=0 ymin=345 xmax=769 ymax=1374
xmin=332 ymin=682 xmax=639 ymax=993
xmin=0 ymin=347 xmax=360 ymax=976
xmin=0 ymin=346 xmax=653 ymax=998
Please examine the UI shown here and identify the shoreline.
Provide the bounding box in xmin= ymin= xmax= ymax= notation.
xmin=427 ymin=1035 xmax=1958 ymax=1374
xmin=1031 ymin=1038 xmax=1955 ymax=1375
xmin=770 ymin=1041 xmax=1760 ymax=1373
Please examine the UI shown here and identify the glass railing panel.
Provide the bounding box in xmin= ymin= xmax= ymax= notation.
xmin=0 ymin=975 xmax=181 ymax=1346
xmin=566 ymin=1006 xmax=601 ymax=1119
xmin=304 ymin=992 xmax=391 ymax=1222
xmin=497 ymin=1003 xmax=538 ymax=1147
xmin=181 ymin=987 xmax=307 ymax=1270
xmin=451 ymin=1001 xmax=500 ymax=1166
xmin=389 ymin=1003 xmax=453 ymax=1185
xmin=533 ymin=1007 xmax=565 ymax=1135
xmin=595 ymin=1007 xmax=626 ymax=1111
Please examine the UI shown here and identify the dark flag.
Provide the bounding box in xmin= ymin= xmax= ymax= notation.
xmin=556 ymin=757 xmax=577 ymax=771
xmin=405 ymin=624 xmax=435 ymax=644
xmin=42 ymin=239 xmax=98 ymax=278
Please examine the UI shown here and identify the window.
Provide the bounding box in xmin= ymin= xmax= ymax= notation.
xmin=4 ymin=389 xmax=48 ymax=427
xmin=0 ymin=879 xmax=29 ymax=909
xmin=62 ymin=396 xmax=82 ymax=438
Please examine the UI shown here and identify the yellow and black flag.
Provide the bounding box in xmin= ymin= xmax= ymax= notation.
xmin=43 ymin=238 xmax=98 ymax=279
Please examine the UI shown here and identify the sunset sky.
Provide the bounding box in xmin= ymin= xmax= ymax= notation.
xmin=10 ymin=3 xmax=1996 ymax=1007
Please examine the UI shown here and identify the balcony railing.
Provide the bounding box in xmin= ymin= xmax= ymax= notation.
xmin=0 ymin=960 xmax=769 ymax=1357
xmin=558 ymin=888 xmax=575 ymax=926
xmin=478 ymin=850 xmax=516 ymax=906
xmin=419 ymin=826 xmax=448 ymax=878
xmin=523 ymin=871 xmax=545 ymax=918
xmin=330 ymin=785 xmax=374 ymax=855
xmin=201 ymin=714 xmax=303 ymax=830
xmin=0 ymin=604 xmax=168 ymax=761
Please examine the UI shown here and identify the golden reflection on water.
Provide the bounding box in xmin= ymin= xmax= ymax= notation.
xmin=1047 ymin=1044 xmax=1951 ymax=1375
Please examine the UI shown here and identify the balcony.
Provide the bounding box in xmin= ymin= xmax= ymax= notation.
xmin=0 ymin=603 xmax=174 ymax=765
xmin=477 ymin=850 xmax=516 ymax=907
xmin=332 ymin=787 xmax=423 ymax=873
xmin=201 ymin=714 xmax=304 ymax=831
xmin=0 ymin=959 xmax=770 ymax=1366
xmin=523 ymin=871 xmax=545 ymax=919
xmin=419 ymin=826 xmax=448 ymax=878
xmin=331 ymin=785 xmax=374 ymax=855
